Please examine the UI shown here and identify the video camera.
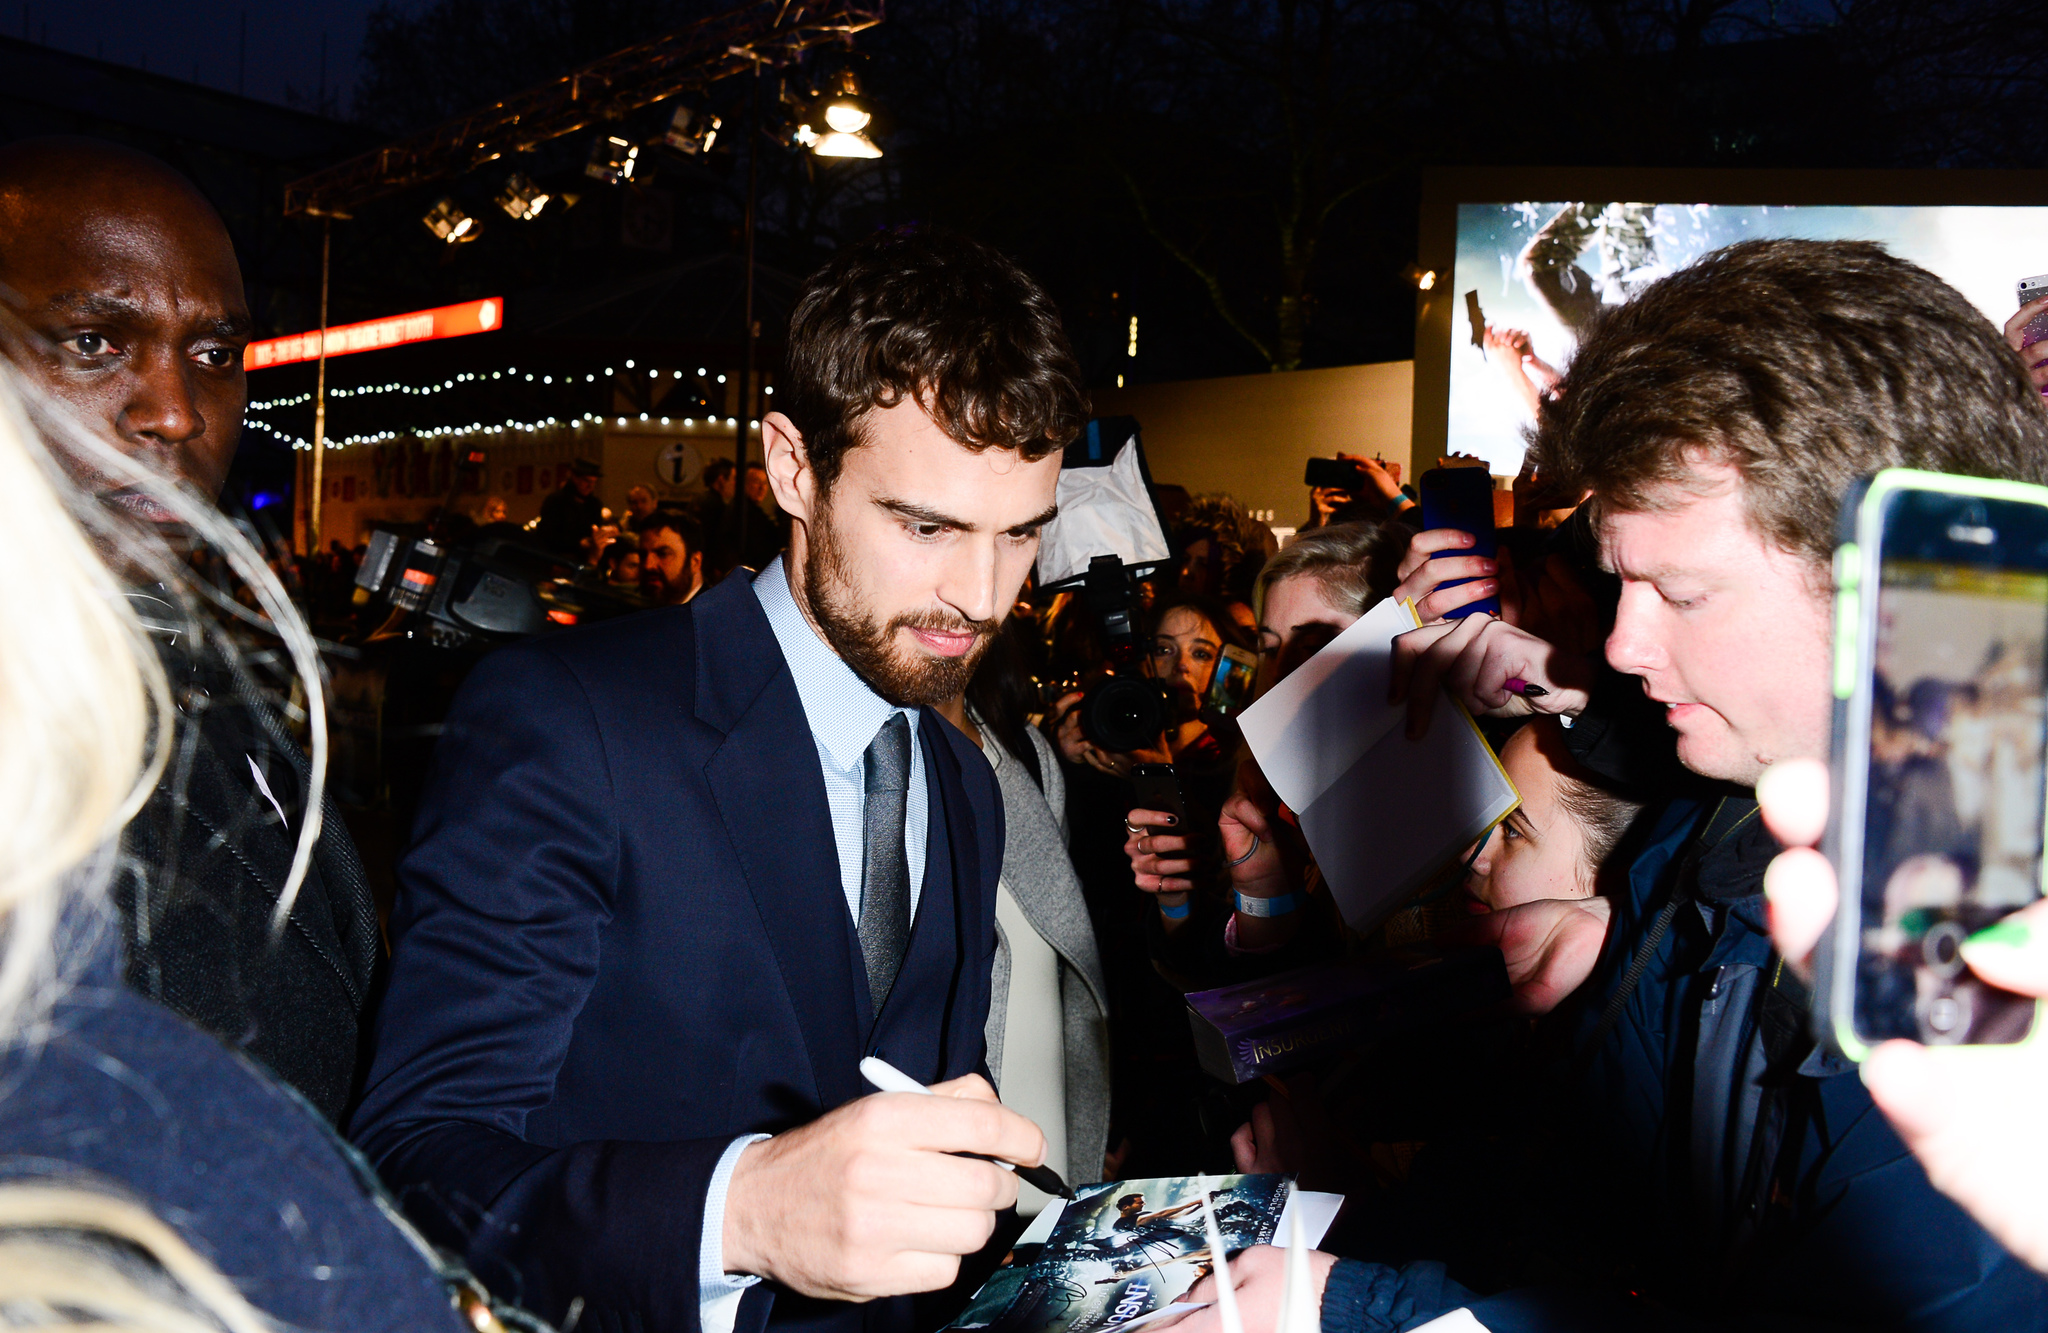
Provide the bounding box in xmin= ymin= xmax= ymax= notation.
xmin=354 ymin=528 xmax=645 ymax=649
xmin=1034 ymin=417 xmax=1178 ymax=753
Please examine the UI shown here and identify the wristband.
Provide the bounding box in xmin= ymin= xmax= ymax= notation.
xmin=1158 ymin=896 xmax=1191 ymax=920
xmin=1234 ymin=890 xmax=1302 ymax=918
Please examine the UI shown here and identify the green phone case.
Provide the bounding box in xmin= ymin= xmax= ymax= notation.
xmin=1820 ymin=468 xmax=2048 ymax=1061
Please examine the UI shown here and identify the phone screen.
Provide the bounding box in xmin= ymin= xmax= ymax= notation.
xmin=1857 ymin=528 xmax=2048 ymax=1046
xmin=1205 ymin=645 xmax=1258 ymax=715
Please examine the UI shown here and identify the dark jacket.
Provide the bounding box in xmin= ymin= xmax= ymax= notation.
xmin=118 ymin=650 xmax=384 ymax=1124
xmin=348 ymin=572 xmax=1004 ymax=1333
xmin=1318 ymin=796 xmax=2048 ymax=1331
xmin=0 ymin=937 xmax=466 ymax=1333
xmin=536 ymin=483 xmax=604 ymax=557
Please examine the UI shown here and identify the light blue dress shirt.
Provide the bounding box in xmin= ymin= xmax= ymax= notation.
xmin=697 ymin=557 xmax=932 ymax=1333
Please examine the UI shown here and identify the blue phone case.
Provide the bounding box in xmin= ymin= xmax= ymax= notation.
xmin=1418 ymin=468 xmax=1500 ymax=618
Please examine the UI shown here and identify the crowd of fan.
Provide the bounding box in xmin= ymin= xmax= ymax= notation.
xmin=3 ymin=129 xmax=2048 ymax=1333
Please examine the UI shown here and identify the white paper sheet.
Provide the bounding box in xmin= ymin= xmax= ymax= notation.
xmin=1236 ymin=600 xmax=1520 ymax=930
xmin=1410 ymin=1312 xmax=1490 ymax=1333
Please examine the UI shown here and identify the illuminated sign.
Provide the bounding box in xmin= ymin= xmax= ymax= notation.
xmin=247 ymin=297 xmax=503 ymax=370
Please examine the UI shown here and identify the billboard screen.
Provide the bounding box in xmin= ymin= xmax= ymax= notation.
xmin=1444 ymin=199 xmax=2048 ymax=475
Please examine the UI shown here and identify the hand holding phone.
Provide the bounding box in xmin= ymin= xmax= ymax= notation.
xmin=1758 ymin=760 xmax=2048 ymax=1274
xmin=2009 ymin=275 xmax=2048 ymax=396
xmin=1417 ymin=467 xmax=1501 ymax=619
xmin=1821 ymin=470 xmax=2048 ymax=1055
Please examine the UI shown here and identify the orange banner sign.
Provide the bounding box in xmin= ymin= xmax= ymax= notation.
xmin=247 ymin=297 xmax=503 ymax=370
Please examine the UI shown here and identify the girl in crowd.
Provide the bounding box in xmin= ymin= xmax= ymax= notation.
xmin=1123 ymin=524 xmax=1403 ymax=965
xmin=1126 ymin=526 xmax=1639 ymax=976
xmin=1460 ymin=717 xmax=1643 ymax=915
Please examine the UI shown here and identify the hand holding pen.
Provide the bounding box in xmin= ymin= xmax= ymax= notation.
xmin=862 ymin=1057 xmax=1074 ymax=1199
xmin=721 ymin=1065 xmax=1049 ymax=1302
xmin=1389 ymin=613 xmax=1594 ymax=740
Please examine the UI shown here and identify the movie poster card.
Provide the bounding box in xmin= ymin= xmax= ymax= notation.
xmin=948 ymin=1174 xmax=1292 ymax=1333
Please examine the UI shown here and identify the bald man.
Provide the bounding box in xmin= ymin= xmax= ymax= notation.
xmin=0 ymin=137 xmax=251 ymax=509
xmin=0 ymin=137 xmax=382 ymax=1124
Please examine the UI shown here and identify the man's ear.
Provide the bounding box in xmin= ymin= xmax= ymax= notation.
xmin=762 ymin=412 xmax=814 ymax=524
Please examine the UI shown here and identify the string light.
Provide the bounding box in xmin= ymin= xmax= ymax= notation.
xmin=243 ymin=360 xmax=763 ymax=449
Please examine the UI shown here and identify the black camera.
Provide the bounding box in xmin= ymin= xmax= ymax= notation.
xmin=1068 ymin=553 xmax=1172 ymax=752
xmin=1031 ymin=416 xmax=1180 ymax=755
xmin=355 ymin=529 xmax=642 ymax=649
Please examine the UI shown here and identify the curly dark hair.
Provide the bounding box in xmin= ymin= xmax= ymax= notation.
xmin=780 ymin=226 xmax=1090 ymax=494
xmin=1531 ymin=238 xmax=2048 ymax=569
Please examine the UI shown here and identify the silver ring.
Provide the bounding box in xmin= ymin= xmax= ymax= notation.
xmin=1124 ymin=819 xmax=1144 ymax=836
xmin=1227 ymin=833 xmax=1261 ymax=867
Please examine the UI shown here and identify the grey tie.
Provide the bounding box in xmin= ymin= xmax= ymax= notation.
xmin=858 ymin=713 xmax=913 ymax=1014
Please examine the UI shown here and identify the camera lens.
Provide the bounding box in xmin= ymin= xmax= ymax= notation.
xmin=1923 ymin=920 xmax=1968 ymax=979
xmin=1082 ymin=676 xmax=1171 ymax=753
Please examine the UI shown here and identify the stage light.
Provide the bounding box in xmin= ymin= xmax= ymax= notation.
xmin=791 ymin=122 xmax=820 ymax=149
xmin=822 ymin=69 xmax=872 ymax=133
xmin=1401 ymin=263 xmax=1438 ymax=291
xmin=665 ymin=105 xmax=721 ymax=155
xmin=814 ymin=129 xmax=882 ymax=159
xmin=496 ymin=172 xmax=550 ymax=220
xmin=421 ymin=197 xmax=477 ymax=243
xmin=585 ymin=135 xmax=639 ymax=185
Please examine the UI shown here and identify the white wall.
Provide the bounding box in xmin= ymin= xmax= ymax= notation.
xmin=1088 ymin=360 xmax=1415 ymax=523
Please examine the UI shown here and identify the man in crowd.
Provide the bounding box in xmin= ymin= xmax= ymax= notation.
xmin=733 ymin=460 xmax=789 ymax=569
xmin=349 ymin=227 xmax=1090 ymax=1333
xmin=625 ymin=482 xmax=659 ymax=531
xmin=640 ymin=508 xmax=705 ymax=606
xmin=1221 ymin=240 xmax=2048 ymax=1330
xmin=0 ymin=135 xmax=382 ymax=1124
xmin=535 ymin=457 xmax=604 ymax=557
xmin=697 ymin=456 xmax=737 ymax=565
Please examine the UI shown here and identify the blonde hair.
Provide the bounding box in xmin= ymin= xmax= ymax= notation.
xmin=0 ymin=1188 xmax=271 ymax=1333
xmin=0 ymin=340 xmax=331 ymax=1329
xmin=0 ymin=365 xmax=163 ymax=1040
xmin=1253 ymin=520 xmax=1407 ymax=622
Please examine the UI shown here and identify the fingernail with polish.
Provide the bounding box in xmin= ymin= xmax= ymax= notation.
xmin=1965 ymin=918 xmax=2031 ymax=951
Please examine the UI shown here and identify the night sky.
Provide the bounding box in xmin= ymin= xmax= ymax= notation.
xmin=18 ymin=0 xmax=375 ymax=116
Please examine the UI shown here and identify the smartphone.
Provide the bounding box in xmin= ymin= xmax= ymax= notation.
xmin=1417 ymin=467 xmax=1501 ymax=618
xmin=1205 ymin=644 xmax=1259 ymax=715
xmin=1130 ymin=763 xmax=1186 ymax=822
xmin=1303 ymin=457 xmax=1363 ymax=491
xmin=1821 ymin=469 xmax=2048 ymax=1057
xmin=2019 ymin=274 xmax=2048 ymax=350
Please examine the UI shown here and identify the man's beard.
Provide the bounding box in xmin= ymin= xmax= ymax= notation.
xmin=645 ymin=568 xmax=692 ymax=606
xmin=802 ymin=507 xmax=995 ymax=708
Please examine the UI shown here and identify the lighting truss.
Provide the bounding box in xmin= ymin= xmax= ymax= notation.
xmin=283 ymin=0 xmax=883 ymax=219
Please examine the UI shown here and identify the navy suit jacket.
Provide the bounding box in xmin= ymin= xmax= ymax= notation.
xmin=349 ymin=572 xmax=1004 ymax=1333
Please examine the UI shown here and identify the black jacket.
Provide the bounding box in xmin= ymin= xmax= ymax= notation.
xmin=349 ymin=574 xmax=1004 ymax=1333
xmin=536 ymin=483 xmax=604 ymax=557
xmin=119 ymin=651 xmax=384 ymax=1124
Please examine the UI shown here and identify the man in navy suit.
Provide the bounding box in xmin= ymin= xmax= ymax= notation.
xmin=350 ymin=228 xmax=1092 ymax=1333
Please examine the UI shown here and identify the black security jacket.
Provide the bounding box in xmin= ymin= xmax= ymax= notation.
xmin=118 ymin=649 xmax=385 ymax=1124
